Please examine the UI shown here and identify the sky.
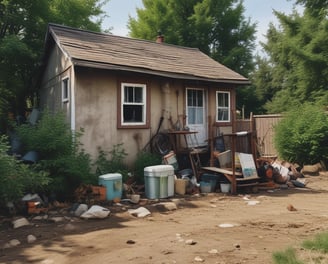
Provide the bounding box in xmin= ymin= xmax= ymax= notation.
xmin=101 ymin=0 xmax=302 ymax=54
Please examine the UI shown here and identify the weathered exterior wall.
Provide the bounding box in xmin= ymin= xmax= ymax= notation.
xmin=39 ymin=44 xmax=73 ymax=123
xmin=73 ymin=68 xmax=236 ymax=165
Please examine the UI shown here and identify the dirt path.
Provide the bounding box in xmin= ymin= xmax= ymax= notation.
xmin=1 ymin=172 xmax=328 ymax=264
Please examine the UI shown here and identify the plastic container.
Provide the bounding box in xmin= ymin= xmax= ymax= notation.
xmin=200 ymin=181 xmax=212 ymax=193
xmin=200 ymin=174 xmax=218 ymax=192
xmin=175 ymin=179 xmax=189 ymax=195
xmin=98 ymin=173 xmax=122 ymax=201
xmin=220 ymin=183 xmax=231 ymax=193
xmin=144 ymin=165 xmax=174 ymax=199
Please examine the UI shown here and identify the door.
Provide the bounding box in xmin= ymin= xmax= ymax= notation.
xmin=186 ymin=88 xmax=207 ymax=147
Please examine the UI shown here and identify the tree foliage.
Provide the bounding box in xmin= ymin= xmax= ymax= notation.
xmin=128 ymin=0 xmax=256 ymax=77
xmin=254 ymin=1 xmax=328 ymax=113
xmin=0 ymin=0 xmax=108 ymax=129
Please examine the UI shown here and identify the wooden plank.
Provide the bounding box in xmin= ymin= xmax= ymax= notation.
xmin=201 ymin=166 xmax=243 ymax=176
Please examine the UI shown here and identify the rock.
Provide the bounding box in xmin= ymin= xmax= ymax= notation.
xmin=153 ymin=202 xmax=177 ymax=211
xmin=287 ymin=204 xmax=297 ymax=211
xmin=3 ymin=243 xmax=11 ymax=249
xmin=194 ymin=256 xmax=204 ymax=262
xmin=302 ymin=164 xmax=320 ymax=176
xmin=33 ymin=215 xmax=48 ymax=221
xmin=64 ymin=223 xmax=76 ymax=231
xmin=12 ymin=217 xmax=30 ymax=229
xmin=185 ymin=239 xmax=197 ymax=245
xmin=9 ymin=239 xmax=21 ymax=247
xmin=49 ymin=216 xmax=66 ymax=223
xmin=246 ymin=200 xmax=260 ymax=206
xmin=208 ymin=249 xmax=218 ymax=254
xmin=27 ymin=234 xmax=37 ymax=243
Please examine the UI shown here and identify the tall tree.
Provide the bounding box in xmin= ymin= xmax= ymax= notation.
xmin=0 ymin=0 xmax=108 ymax=132
xmin=128 ymin=0 xmax=256 ymax=76
xmin=254 ymin=1 xmax=328 ymax=113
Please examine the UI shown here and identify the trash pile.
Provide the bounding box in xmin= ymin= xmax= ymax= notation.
xmin=257 ymin=158 xmax=309 ymax=188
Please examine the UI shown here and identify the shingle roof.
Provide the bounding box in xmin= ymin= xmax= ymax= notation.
xmin=46 ymin=24 xmax=249 ymax=84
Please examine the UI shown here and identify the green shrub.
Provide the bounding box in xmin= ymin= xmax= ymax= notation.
xmin=16 ymin=110 xmax=74 ymax=159
xmin=302 ymin=232 xmax=328 ymax=253
xmin=272 ymin=247 xmax=303 ymax=264
xmin=15 ymin=110 xmax=94 ymax=201
xmin=274 ymin=103 xmax=328 ymax=166
xmin=0 ymin=135 xmax=50 ymax=205
xmin=133 ymin=151 xmax=162 ymax=184
xmin=94 ymin=144 xmax=129 ymax=182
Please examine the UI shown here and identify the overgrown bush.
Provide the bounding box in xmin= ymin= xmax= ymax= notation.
xmin=15 ymin=110 xmax=94 ymax=200
xmin=0 ymin=135 xmax=50 ymax=205
xmin=94 ymin=144 xmax=129 ymax=182
xmin=274 ymin=103 xmax=328 ymax=166
xmin=133 ymin=151 xmax=162 ymax=184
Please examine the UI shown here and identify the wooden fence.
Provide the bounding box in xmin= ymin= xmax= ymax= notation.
xmin=235 ymin=114 xmax=283 ymax=157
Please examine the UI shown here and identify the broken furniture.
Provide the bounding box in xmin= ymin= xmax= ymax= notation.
xmin=200 ymin=131 xmax=260 ymax=194
xmin=167 ymin=130 xmax=198 ymax=154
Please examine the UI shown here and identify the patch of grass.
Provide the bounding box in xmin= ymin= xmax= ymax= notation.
xmin=273 ymin=233 xmax=328 ymax=264
xmin=272 ymin=247 xmax=304 ymax=264
xmin=302 ymin=233 xmax=328 ymax=253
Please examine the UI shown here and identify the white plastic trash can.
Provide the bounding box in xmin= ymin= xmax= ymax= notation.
xmin=144 ymin=165 xmax=174 ymax=199
xmin=98 ymin=173 xmax=122 ymax=201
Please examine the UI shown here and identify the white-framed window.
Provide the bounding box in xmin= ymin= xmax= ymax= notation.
xmin=62 ymin=77 xmax=70 ymax=103
xmin=216 ymin=91 xmax=230 ymax=122
xmin=121 ymin=83 xmax=146 ymax=126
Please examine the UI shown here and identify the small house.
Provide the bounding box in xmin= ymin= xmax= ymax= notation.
xmin=39 ymin=24 xmax=250 ymax=165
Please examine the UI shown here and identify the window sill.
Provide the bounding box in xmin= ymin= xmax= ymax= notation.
xmin=118 ymin=124 xmax=149 ymax=129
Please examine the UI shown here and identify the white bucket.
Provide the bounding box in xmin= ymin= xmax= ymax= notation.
xmin=220 ymin=183 xmax=231 ymax=193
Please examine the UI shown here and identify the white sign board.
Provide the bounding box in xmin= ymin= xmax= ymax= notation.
xmin=237 ymin=153 xmax=258 ymax=178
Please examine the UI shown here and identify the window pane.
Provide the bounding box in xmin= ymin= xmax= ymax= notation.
xmin=218 ymin=93 xmax=229 ymax=107
xmin=62 ymin=78 xmax=69 ymax=99
xmin=187 ymin=90 xmax=193 ymax=106
xmin=124 ymin=86 xmax=134 ymax=103
xmin=196 ymin=108 xmax=203 ymax=123
xmin=188 ymin=108 xmax=196 ymax=124
xmin=217 ymin=109 xmax=228 ymax=121
xmin=188 ymin=107 xmax=203 ymax=124
xmin=197 ymin=90 xmax=203 ymax=107
xmin=188 ymin=90 xmax=203 ymax=107
xmin=123 ymin=105 xmax=143 ymax=122
xmin=134 ymin=87 xmax=143 ymax=103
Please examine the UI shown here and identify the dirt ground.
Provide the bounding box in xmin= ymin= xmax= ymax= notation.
xmin=1 ymin=171 xmax=328 ymax=264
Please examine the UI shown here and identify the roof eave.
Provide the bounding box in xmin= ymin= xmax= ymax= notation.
xmin=72 ymin=59 xmax=250 ymax=85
